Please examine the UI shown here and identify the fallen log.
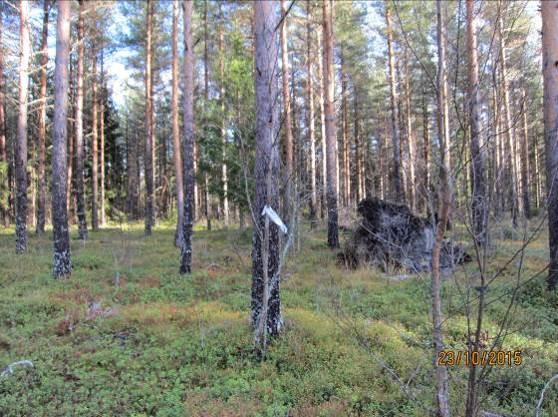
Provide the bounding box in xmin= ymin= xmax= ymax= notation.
xmin=338 ymin=198 xmax=470 ymax=272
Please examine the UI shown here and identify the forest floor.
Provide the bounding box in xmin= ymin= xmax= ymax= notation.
xmin=0 ymin=219 xmax=557 ymax=417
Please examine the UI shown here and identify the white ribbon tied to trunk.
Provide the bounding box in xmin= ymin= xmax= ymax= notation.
xmin=261 ymin=205 xmax=288 ymax=234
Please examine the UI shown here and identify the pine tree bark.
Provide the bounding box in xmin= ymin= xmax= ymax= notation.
xmin=432 ymin=2 xmax=451 ymax=416
xmin=172 ymin=1 xmax=184 ymax=247
xmin=542 ymin=0 xmax=558 ymax=291
xmin=252 ymin=0 xmax=283 ymax=344
xmin=52 ymin=0 xmax=72 ymax=278
xmin=280 ymin=0 xmax=294 ymax=215
xmin=322 ymin=0 xmax=339 ymax=248
xmin=15 ymin=0 xmax=30 ymax=253
xmin=36 ymin=0 xmax=49 ymax=234
xmin=466 ymin=0 xmax=487 ymax=247
xmin=385 ymin=2 xmax=404 ymax=203
xmin=180 ymin=0 xmax=195 ymax=274
xmin=341 ymin=55 xmax=350 ymax=207
xmin=144 ymin=0 xmax=155 ymax=235
xmin=307 ymin=1 xmax=317 ymax=227
xmin=91 ymin=45 xmax=99 ymax=231
xmin=75 ymin=0 xmax=88 ymax=240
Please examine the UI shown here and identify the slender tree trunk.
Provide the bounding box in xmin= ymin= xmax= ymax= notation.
xmin=100 ymin=50 xmax=106 ymax=226
xmin=36 ymin=0 xmax=49 ymax=234
xmin=219 ymin=9 xmax=229 ymax=228
xmin=354 ymin=89 xmax=363 ymax=202
xmin=421 ymin=85 xmax=430 ymax=214
xmin=252 ymin=0 xmax=282 ymax=346
xmin=15 ymin=0 xmax=30 ymax=253
xmin=180 ymin=0 xmax=195 ymax=274
xmin=385 ymin=2 xmax=404 ymax=202
xmin=66 ymin=58 xmax=74 ymax=219
xmin=52 ymin=0 xmax=72 ymax=278
xmin=172 ymin=1 xmax=184 ymax=247
xmin=323 ymin=0 xmax=338 ymax=248
xmin=280 ymin=0 xmax=294 ymax=218
xmin=534 ymin=127 xmax=541 ymax=210
xmin=75 ymin=0 xmax=87 ymax=240
xmin=144 ymin=0 xmax=155 ymax=235
xmin=0 ymin=2 xmax=7 ymax=226
xmin=520 ymin=88 xmax=531 ymax=219
xmin=202 ymin=0 xmax=211 ymax=231
xmin=318 ymin=31 xmax=327 ymax=220
xmin=341 ymin=55 xmax=350 ymax=207
xmin=432 ymin=2 xmax=451 ymax=416
xmin=466 ymin=0 xmax=487 ymax=249
xmin=498 ymin=15 xmax=518 ymax=226
xmin=403 ymin=53 xmax=416 ymax=211
xmin=307 ymin=1 xmax=317 ymax=227
xmin=542 ymin=0 xmax=558 ymax=291
xmin=91 ymin=44 xmax=99 ymax=231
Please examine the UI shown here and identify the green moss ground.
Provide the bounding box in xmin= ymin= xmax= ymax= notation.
xmin=0 ymin=220 xmax=556 ymax=416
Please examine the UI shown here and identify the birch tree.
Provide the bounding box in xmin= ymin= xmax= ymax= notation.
xmin=252 ymin=0 xmax=283 ymax=346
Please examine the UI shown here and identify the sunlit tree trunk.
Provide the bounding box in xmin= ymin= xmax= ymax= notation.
xmin=172 ymin=1 xmax=184 ymax=246
xmin=385 ymin=2 xmax=404 ymax=203
xmin=15 ymin=0 xmax=30 ymax=253
xmin=52 ymin=0 xmax=72 ymax=278
xmin=322 ymin=0 xmax=339 ymax=248
xmin=432 ymin=2 xmax=451 ymax=416
xmin=252 ymin=0 xmax=282 ymax=345
xmin=180 ymin=0 xmax=195 ymax=274
xmin=542 ymin=0 xmax=558 ymax=290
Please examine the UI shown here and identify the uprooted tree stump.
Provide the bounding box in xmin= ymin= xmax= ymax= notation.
xmin=338 ymin=198 xmax=470 ymax=272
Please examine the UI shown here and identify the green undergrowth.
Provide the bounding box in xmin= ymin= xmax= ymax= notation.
xmin=0 ymin=219 xmax=556 ymax=416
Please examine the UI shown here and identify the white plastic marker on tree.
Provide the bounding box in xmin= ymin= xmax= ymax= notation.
xmin=262 ymin=205 xmax=288 ymax=234
xmin=1 ymin=360 xmax=34 ymax=377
